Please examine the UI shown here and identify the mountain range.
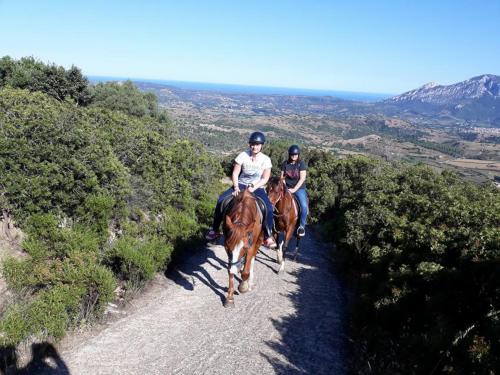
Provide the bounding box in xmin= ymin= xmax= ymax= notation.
xmin=385 ymin=74 xmax=500 ymax=126
xmin=103 ymin=74 xmax=500 ymax=128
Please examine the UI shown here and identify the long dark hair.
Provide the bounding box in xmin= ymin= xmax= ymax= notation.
xmin=287 ymin=154 xmax=301 ymax=164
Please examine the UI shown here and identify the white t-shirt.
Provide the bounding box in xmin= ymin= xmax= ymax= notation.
xmin=234 ymin=150 xmax=272 ymax=185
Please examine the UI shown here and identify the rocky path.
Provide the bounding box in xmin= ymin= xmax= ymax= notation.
xmin=34 ymin=230 xmax=345 ymax=374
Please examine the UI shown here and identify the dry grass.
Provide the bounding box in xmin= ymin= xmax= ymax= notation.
xmin=445 ymin=159 xmax=500 ymax=172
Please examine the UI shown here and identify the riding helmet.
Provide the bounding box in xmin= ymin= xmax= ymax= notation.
xmin=288 ymin=144 xmax=300 ymax=155
xmin=249 ymin=131 xmax=266 ymax=144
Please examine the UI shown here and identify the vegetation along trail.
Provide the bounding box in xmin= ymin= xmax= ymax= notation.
xmin=39 ymin=230 xmax=345 ymax=375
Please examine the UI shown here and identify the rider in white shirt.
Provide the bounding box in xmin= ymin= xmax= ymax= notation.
xmin=205 ymin=131 xmax=277 ymax=249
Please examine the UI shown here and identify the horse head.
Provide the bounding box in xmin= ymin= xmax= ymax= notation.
xmin=223 ymin=189 xmax=258 ymax=257
xmin=267 ymin=176 xmax=285 ymax=206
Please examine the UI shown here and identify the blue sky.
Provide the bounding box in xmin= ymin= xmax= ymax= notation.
xmin=0 ymin=0 xmax=499 ymax=94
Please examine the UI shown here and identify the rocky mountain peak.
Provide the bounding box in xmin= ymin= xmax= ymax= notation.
xmin=388 ymin=74 xmax=500 ymax=105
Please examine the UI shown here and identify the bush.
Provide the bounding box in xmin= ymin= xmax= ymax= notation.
xmin=0 ymin=56 xmax=91 ymax=105
xmin=309 ymin=152 xmax=500 ymax=373
xmin=0 ymin=63 xmax=223 ymax=349
xmin=0 ymin=284 xmax=84 ymax=345
xmin=104 ymin=236 xmax=172 ymax=285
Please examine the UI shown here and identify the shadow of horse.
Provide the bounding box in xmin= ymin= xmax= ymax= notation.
xmin=0 ymin=343 xmax=70 ymax=375
xmin=165 ymin=242 xmax=241 ymax=306
xmin=254 ymin=248 xmax=281 ymax=274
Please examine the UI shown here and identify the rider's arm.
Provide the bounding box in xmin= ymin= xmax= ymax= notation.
xmin=232 ymin=163 xmax=242 ymax=192
xmin=251 ymin=168 xmax=271 ymax=190
xmin=289 ymin=170 xmax=306 ymax=193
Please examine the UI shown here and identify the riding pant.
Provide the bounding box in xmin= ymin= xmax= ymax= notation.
xmin=293 ymin=188 xmax=308 ymax=228
xmin=212 ymin=183 xmax=274 ymax=238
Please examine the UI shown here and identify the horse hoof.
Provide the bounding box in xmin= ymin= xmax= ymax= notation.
xmin=238 ymin=281 xmax=249 ymax=293
xmin=278 ymin=261 xmax=285 ymax=273
xmin=224 ymin=299 xmax=235 ymax=308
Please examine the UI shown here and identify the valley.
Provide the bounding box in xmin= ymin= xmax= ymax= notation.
xmin=130 ymin=79 xmax=500 ymax=184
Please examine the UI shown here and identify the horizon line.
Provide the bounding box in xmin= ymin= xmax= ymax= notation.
xmin=86 ymin=74 xmax=396 ymax=98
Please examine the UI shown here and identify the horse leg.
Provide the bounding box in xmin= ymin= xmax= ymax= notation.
xmin=277 ymin=239 xmax=285 ymax=273
xmin=276 ymin=238 xmax=284 ymax=264
xmin=279 ymin=227 xmax=294 ymax=273
xmin=239 ymin=241 xmax=258 ymax=293
xmin=248 ymin=256 xmax=256 ymax=290
xmin=225 ymin=268 xmax=235 ymax=308
xmin=224 ymin=248 xmax=241 ymax=308
xmin=292 ymin=236 xmax=301 ymax=260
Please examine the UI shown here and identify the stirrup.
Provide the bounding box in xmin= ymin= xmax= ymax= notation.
xmin=297 ymin=227 xmax=305 ymax=237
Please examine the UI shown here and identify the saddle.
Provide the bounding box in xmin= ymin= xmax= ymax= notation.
xmin=219 ymin=194 xmax=265 ymax=224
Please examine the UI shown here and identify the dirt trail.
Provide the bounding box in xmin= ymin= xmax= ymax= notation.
xmin=35 ymin=230 xmax=345 ymax=374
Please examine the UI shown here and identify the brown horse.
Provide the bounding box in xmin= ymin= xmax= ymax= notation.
xmin=222 ymin=188 xmax=264 ymax=307
xmin=267 ymin=176 xmax=300 ymax=273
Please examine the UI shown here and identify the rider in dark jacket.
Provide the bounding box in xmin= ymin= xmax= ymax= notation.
xmin=280 ymin=145 xmax=308 ymax=237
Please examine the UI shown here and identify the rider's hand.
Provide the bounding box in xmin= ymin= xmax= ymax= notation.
xmin=232 ymin=187 xmax=240 ymax=196
xmin=289 ymin=188 xmax=297 ymax=194
xmin=248 ymin=186 xmax=255 ymax=193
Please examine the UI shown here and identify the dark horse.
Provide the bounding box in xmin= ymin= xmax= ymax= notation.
xmin=223 ymin=188 xmax=264 ymax=307
xmin=267 ymin=176 xmax=300 ymax=273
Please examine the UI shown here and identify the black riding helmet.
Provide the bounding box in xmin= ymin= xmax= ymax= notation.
xmin=288 ymin=144 xmax=300 ymax=155
xmin=249 ymin=131 xmax=266 ymax=144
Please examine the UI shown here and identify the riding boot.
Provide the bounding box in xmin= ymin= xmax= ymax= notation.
xmin=212 ymin=204 xmax=223 ymax=232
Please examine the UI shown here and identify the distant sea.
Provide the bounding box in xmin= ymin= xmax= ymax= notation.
xmin=88 ymin=76 xmax=393 ymax=102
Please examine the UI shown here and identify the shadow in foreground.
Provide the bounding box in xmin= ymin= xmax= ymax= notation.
xmin=0 ymin=343 xmax=69 ymax=375
xmin=262 ymin=227 xmax=347 ymax=374
xmin=165 ymin=239 xmax=230 ymax=305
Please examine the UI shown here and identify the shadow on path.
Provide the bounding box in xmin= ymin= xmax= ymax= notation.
xmin=261 ymin=227 xmax=347 ymax=374
xmin=165 ymin=240 xmax=234 ymax=305
xmin=0 ymin=343 xmax=69 ymax=375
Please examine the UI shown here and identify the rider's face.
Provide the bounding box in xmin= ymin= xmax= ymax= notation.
xmin=249 ymin=142 xmax=263 ymax=154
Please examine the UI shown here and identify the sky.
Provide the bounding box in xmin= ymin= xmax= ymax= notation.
xmin=0 ymin=0 xmax=499 ymax=94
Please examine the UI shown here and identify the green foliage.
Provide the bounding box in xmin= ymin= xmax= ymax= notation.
xmin=1 ymin=221 xmax=116 ymax=346
xmin=0 ymin=64 xmax=223 ymax=348
xmin=310 ymin=152 xmax=500 ymax=373
xmin=0 ymin=284 xmax=84 ymax=345
xmin=90 ymin=80 xmax=161 ymax=119
xmin=0 ymin=56 xmax=91 ymax=105
xmin=104 ymin=236 xmax=172 ymax=285
xmin=157 ymin=206 xmax=199 ymax=243
xmin=0 ymin=88 xmax=130 ymax=224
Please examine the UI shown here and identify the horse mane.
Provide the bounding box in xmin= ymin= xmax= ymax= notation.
xmin=224 ymin=190 xmax=258 ymax=250
xmin=268 ymin=176 xmax=282 ymax=188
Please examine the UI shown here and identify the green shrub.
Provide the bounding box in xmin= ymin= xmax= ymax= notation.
xmin=104 ymin=236 xmax=172 ymax=285
xmin=310 ymin=153 xmax=500 ymax=373
xmin=0 ymin=284 xmax=84 ymax=346
xmin=0 ymin=62 xmax=223 ymax=349
xmin=158 ymin=206 xmax=199 ymax=243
